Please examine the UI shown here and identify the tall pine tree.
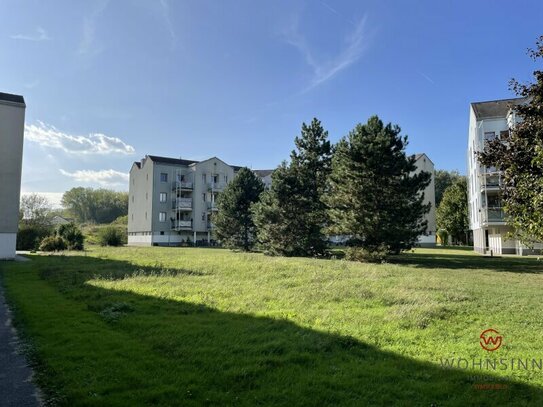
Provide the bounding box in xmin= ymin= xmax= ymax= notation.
xmin=214 ymin=167 xmax=264 ymax=251
xmin=325 ymin=116 xmax=431 ymax=255
xmin=253 ymin=118 xmax=332 ymax=256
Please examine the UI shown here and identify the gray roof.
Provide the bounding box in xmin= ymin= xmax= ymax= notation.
xmin=0 ymin=92 xmax=25 ymax=106
xmin=471 ymin=97 xmax=525 ymax=119
xmin=147 ymin=155 xmax=199 ymax=166
xmin=254 ymin=169 xmax=274 ymax=177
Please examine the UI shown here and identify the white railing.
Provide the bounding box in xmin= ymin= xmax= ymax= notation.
xmin=172 ymin=181 xmax=193 ymax=190
xmin=207 ymin=182 xmax=226 ymax=190
xmin=172 ymin=198 xmax=192 ymax=209
xmin=172 ymin=220 xmax=192 ymax=229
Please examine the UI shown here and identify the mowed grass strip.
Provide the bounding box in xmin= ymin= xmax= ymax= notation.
xmin=1 ymin=247 xmax=543 ymax=406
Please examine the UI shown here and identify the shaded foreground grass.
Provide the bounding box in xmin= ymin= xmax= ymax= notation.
xmin=1 ymin=247 xmax=543 ymax=405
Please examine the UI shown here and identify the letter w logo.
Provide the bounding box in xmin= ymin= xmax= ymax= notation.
xmin=479 ymin=328 xmax=503 ymax=351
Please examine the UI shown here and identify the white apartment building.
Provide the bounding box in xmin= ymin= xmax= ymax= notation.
xmin=128 ymin=155 xmax=252 ymax=246
xmin=129 ymin=153 xmax=436 ymax=247
xmin=0 ymin=92 xmax=25 ymax=259
xmin=467 ymin=97 xmax=541 ymax=255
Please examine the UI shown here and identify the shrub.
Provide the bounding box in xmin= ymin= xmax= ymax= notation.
xmin=17 ymin=225 xmax=52 ymax=250
xmin=98 ymin=226 xmax=125 ymax=247
xmin=39 ymin=236 xmax=67 ymax=252
xmin=112 ymin=215 xmax=128 ymax=225
xmin=57 ymin=223 xmax=84 ymax=250
xmin=345 ymin=246 xmax=388 ymax=263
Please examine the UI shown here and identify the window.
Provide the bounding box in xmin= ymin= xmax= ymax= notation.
xmin=202 ymin=174 xmax=207 ymax=183
xmin=201 ymin=212 xmax=205 ymax=221
xmin=213 ymin=174 xmax=218 ymax=183
xmin=145 ymin=211 xmax=147 ymax=219
xmin=484 ymin=132 xmax=496 ymax=141
xmin=202 ymin=193 xmax=206 ymax=202
xmin=160 ymin=231 xmax=165 ymax=235
xmin=159 ymin=192 xmax=167 ymax=203
xmin=160 ymin=173 xmax=168 ymax=182
xmin=224 ymin=175 xmax=228 ymax=183
xmin=159 ymin=212 xmax=166 ymax=222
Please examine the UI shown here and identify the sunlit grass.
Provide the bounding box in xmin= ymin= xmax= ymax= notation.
xmin=1 ymin=246 xmax=543 ymax=405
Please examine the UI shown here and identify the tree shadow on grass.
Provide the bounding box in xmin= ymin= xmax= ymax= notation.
xmin=389 ymin=251 xmax=543 ymax=274
xmin=7 ymin=255 xmax=543 ymax=406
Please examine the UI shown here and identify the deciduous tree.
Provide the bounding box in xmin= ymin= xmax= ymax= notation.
xmin=436 ymin=178 xmax=469 ymax=245
xmin=478 ymin=36 xmax=543 ymax=243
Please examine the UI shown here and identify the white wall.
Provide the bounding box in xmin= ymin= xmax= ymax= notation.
xmin=0 ymin=233 xmax=17 ymax=259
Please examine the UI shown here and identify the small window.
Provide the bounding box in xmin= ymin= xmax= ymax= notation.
xmin=213 ymin=175 xmax=218 ymax=183
xmin=202 ymin=174 xmax=207 ymax=183
xmin=201 ymin=212 xmax=205 ymax=221
xmin=159 ymin=192 xmax=167 ymax=203
xmin=159 ymin=212 xmax=166 ymax=222
xmin=202 ymin=193 xmax=206 ymax=202
xmin=160 ymin=231 xmax=165 ymax=235
xmin=145 ymin=211 xmax=147 ymax=219
xmin=160 ymin=173 xmax=168 ymax=182
xmin=224 ymin=175 xmax=228 ymax=183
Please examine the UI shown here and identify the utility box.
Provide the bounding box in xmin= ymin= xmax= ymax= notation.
xmin=0 ymin=92 xmax=25 ymax=260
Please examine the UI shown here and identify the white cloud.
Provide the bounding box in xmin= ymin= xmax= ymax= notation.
xmin=60 ymin=169 xmax=129 ymax=187
xmin=10 ymin=26 xmax=50 ymax=41
xmin=283 ymin=14 xmax=369 ymax=91
xmin=78 ymin=0 xmax=109 ymax=56
xmin=25 ymin=121 xmax=135 ymax=155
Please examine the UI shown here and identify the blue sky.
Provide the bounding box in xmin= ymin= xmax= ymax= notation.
xmin=1 ymin=0 xmax=542 ymax=202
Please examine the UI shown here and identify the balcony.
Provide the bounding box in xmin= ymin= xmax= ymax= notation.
xmin=171 ymin=220 xmax=192 ymax=230
xmin=206 ymin=201 xmax=218 ymax=211
xmin=172 ymin=198 xmax=192 ymax=210
xmin=481 ymin=174 xmax=503 ymax=192
xmin=172 ymin=181 xmax=193 ymax=190
xmin=207 ymin=182 xmax=226 ymax=190
xmin=482 ymin=207 xmax=506 ymax=224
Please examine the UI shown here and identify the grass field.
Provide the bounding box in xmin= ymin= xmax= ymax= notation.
xmin=1 ymin=247 xmax=543 ymax=406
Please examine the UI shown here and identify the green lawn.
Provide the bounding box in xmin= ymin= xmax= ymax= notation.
xmin=1 ymin=247 xmax=543 ymax=406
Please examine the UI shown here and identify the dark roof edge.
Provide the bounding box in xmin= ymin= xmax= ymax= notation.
xmin=0 ymin=92 xmax=25 ymax=107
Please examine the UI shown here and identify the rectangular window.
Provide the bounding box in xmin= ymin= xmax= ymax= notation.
xmin=224 ymin=175 xmax=228 ymax=183
xmin=201 ymin=212 xmax=205 ymax=221
xmin=213 ymin=174 xmax=218 ymax=183
xmin=484 ymin=132 xmax=496 ymax=141
xmin=159 ymin=212 xmax=166 ymax=222
xmin=202 ymin=193 xmax=206 ymax=202
xmin=159 ymin=192 xmax=167 ymax=203
xmin=160 ymin=173 xmax=168 ymax=182
xmin=202 ymin=174 xmax=207 ymax=183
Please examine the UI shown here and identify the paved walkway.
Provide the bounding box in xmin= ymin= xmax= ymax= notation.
xmin=0 ymin=270 xmax=41 ymax=406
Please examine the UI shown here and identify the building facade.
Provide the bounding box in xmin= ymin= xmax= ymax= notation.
xmin=467 ymin=97 xmax=541 ymax=255
xmin=0 ymin=92 xmax=26 ymax=259
xmin=414 ymin=153 xmax=437 ymax=247
xmin=128 ymin=155 xmax=242 ymax=246
xmin=129 ymin=153 xmax=437 ymax=247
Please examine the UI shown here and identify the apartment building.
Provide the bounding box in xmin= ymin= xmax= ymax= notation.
xmin=128 ymin=155 xmax=244 ymax=246
xmin=129 ymin=153 xmax=436 ymax=247
xmin=414 ymin=153 xmax=437 ymax=247
xmin=467 ymin=97 xmax=541 ymax=255
xmin=0 ymin=92 xmax=26 ymax=259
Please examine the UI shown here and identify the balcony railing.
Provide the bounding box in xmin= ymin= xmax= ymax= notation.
xmin=206 ymin=201 xmax=218 ymax=211
xmin=482 ymin=208 xmax=505 ymax=223
xmin=172 ymin=181 xmax=193 ymax=190
xmin=172 ymin=198 xmax=192 ymax=210
xmin=171 ymin=220 xmax=192 ymax=230
xmin=207 ymin=182 xmax=226 ymax=190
